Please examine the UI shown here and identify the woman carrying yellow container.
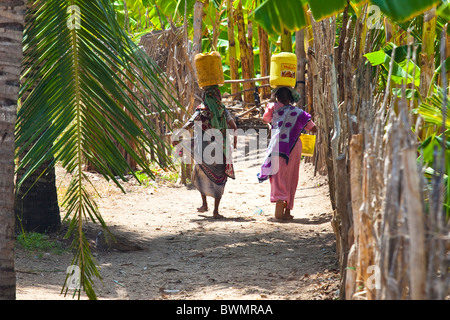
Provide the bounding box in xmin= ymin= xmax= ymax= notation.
xmin=258 ymin=53 xmax=317 ymax=220
xmin=172 ymin=52 xmax=237 ymax=219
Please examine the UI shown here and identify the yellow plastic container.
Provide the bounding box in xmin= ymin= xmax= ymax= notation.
xmin=300 ymin=134 xmax=316 ymax=157
xmin=194 ymin=51 xmax=224 ymax=88
xmin=270 ymin=52 xmax=297 ymax=88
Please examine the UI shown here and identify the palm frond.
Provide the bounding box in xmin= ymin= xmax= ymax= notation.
xmin=16 ymin=0 xmax=179 ymax=299
xmin=417 ymin=90 xmax=450 ymax=129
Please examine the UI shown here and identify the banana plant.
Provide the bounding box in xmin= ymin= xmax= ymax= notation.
xmin=364 ymin=43 xmax=422 ymax=91
xmin=112 ymin=0 xmax=197 ymax=44
xmin=17 ymin=0 xmax=178 ymax=299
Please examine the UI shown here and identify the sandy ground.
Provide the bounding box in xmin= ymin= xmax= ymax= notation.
xmin=15 ymin=141 xmax=339 ymax=300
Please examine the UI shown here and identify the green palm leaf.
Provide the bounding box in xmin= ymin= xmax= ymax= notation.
xmin=17 ymin=0 xmax=179 ymax=299
xmin=417 ymin=90 xmax=450 ymax=129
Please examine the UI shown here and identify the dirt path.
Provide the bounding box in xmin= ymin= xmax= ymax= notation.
xmin=16 ymin=145 xmax=339 ymax=300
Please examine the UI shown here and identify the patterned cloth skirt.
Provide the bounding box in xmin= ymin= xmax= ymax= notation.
xmin=192 ymin=164 xmax=226 ymax=199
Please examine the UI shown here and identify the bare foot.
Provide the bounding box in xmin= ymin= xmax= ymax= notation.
xmin=213 ymin=211 xmax=224 ymax=219
xmin=197 ymin=205 xmax=208 ymax=212
xmin=275 ymin=200 xmax=286 ymax=220
xmin=284 ymin=209 xmax=294 ymax=220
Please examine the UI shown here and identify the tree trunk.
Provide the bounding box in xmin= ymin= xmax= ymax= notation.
xmin=192 ymin=0 xmax=203 ymax=107
xmin=444 ymin=28 xmax=450 ymax=82
xmin=419 ymin=8 xmax=436 ymax=98
xmin=280 ymin=28 xmax=292 ymax=52
xmin=247 ymin=18 xmax=255 ymax=79
xmin=193 ymin=1 xmax=204 ymax=57
xmin=0 ymin=0 xmax=27 ymax=300
xmin=123 ymin=0 xmax=131 ymax=33
xmin=403 ymin=147 xmax=426 ymax=299
xmin=235 ymin=0 xmax=253 ymax=105
xmin=258 ymin=25 xmax=270 ymax=99
xmin=295 ymin=29 xmax=307 ymax=109
xmin=227 ymin=0 xmax=240 ymax=100
xmin=335 ymin=1 xmax=350 ymax=102
xmin=345 ymin=133 xmax=363 ymax=299
xmin=329 ymin=54 xmax=352 ymax=300
xmin=209 ymin=1 xmax=222 ymax=50
xmin=15 ymin=158 xmax=61 ymax=234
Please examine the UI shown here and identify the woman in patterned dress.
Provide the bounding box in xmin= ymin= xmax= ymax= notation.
xmin=173 ymin=85 xmax=237 ymax=219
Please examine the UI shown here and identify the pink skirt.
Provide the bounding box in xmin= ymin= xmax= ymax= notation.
xmin=269 ymin=139 xmax=302 ymax=210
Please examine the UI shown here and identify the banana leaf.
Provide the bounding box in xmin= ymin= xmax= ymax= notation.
xmin=364 ymin=44 xmax=421 ymax=87
xmin=254 ymin=0 xmax=442 ymax=36
xmin=437 ymin=0 xmax=450 ymax=28
xmin=308 ymin=0 xmax=348 ymax=21
xmin=371 ymin=0 xmax=442 ymax=22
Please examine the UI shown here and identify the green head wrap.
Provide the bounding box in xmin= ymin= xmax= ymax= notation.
xmin=203 ymin=85 xmax=227 ymax=130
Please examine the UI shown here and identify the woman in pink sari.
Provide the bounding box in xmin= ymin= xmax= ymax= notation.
xmin=258 ymin=87 xmax=316 ymax=220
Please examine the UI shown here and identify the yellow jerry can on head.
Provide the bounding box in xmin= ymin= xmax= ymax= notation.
xmin=194 ymin=51 xmax=224 ymax=88
xmin=270 ymin=52 xmax=297 ymax=88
